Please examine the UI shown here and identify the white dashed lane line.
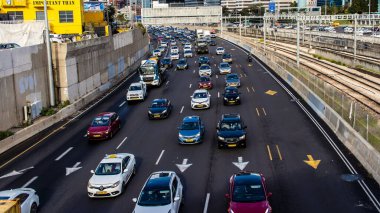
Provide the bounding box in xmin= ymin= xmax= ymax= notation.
xmin=155 ymin=150 xmax=165 ymax=165
xmin=22 ymin=176 xmax=38 ymax=188
xmin=119 ymin=101 xmax=126 ymax=108
xmin=55 ymin=147 xmax=74 ymax=161
xmin=180 ymin=106 xmax=184 ymax=114
xmin=116 ymin=137 xmax=128 ymax=150
xmin=189 ymin=84 xmax=192 ymax=88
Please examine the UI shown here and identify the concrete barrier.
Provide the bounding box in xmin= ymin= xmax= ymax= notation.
xmin=221 ymin=34 xmax=380 ymax=184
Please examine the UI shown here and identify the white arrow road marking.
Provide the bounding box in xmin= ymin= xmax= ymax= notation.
xmin=232 ymin=157 xmax=249 ymax=170
xmin=116 ymin=137 xmax=128 ymax=150
xmin=176 ymin=158 xmax=192 ymax=173
xmin=22 ymin=176 xmax=38 ymax=188
xmin=0 ymin=166 xmax=34 ymax=179
xmin=66 ymin=162 xmax=82 ymax=176
xmin=55 ymin=147 xmax=74 ymax=161
xmin=119 ymin=101 xmax=126 ymax=108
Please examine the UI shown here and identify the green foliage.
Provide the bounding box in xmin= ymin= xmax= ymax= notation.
xmin=0 ymin=131 xmax=13 ymax=140
xmin=222 ymin=6 xmax=229 ymax=16
xmin=40 ymin=107 xmax=57 ymax=116
xmin=58 ymin=100 xmax=70 ymax=109
xmin=116 ymin=14 xmax=128 ymax=25
xmin=290 ymin=1 xmax=297 ymax=7
xmin=104 ymin=5 xmax=116 ymax=23
xmin=136 ymin=22 xmax=146 ymax=35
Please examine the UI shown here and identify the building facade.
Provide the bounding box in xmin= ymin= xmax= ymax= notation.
xmin=221 ymin=0 xmax=292 ymax=11
xmin=316 ymin=0 xmax=344 ymax=6
xmin=0 ymin=0 xmax=85 ymax=34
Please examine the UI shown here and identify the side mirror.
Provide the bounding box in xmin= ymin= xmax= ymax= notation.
xmin=132 ymin=198 xmax=137 ymax=203
xmin=123 ymin=168 xmax=129 ymax=173
xmin=244 ymin=125 xmax=247 ymax=129
xmin=174 ymin=196 xmax=180 ymax=201
xmin=90 ymin=170 xmax=95 ymax=174
xmin=225 ymin=193 xmax=230 ymax=199
xmin=268 ymin=192 xmax=273 ymax=197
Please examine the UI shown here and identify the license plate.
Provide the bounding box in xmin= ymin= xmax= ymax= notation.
xmin=228 ymin=144 xmax=237 ymax=147
xmin=154 ymin=114 xmax=160 ymax=118
xmin=96 ymin=191 xmax=107 ymax=195
xmin=229 ymin=100 xmax=235 ymax=103
xmin=185 ymin=139 xmax=194 ymax=142
xmin=93 ymin=135 xmax=101 ymax=138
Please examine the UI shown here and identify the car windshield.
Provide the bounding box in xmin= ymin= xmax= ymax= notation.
xmin=129 ymin=85 xmax=142 ymax=91
xmin=200 ymin=65 xmax=210 ymax=70
xmin=227 ymin=75 xmax=238 ymax=80
xmin=200 ymin=77 xmax=210 ymax=82
xmin=181 ymin=121 xmax=199 ymax=130
xmin=220 ymin=122 xmax=242 ymax=131
xmin=220 ymin=63 xmax=230 ymax=68
xmin=185 ymin=50 xmax=191 ymax=53
xmin=140 ymin=66 xmax=155 ymax=75
xmin=179 ymin=59 xmax=186 ymax=64
xmin=95 ymin=163 xmax=122 ymax=175
xmin=226 ymin=88 xmax=238 ymax=94
xmin=138 ymin=186 xmax=171 ymax=206
xmin=232 ymin=182 xmax=265 ymax=202
xmin=163 ymin=59 xmax=170 ymax=63
xmin=154 ymin=50 xmax=160 ymax=53
xmin=217 ymin=48 xmax=224 ymax=51
xmin=151 ymin=101 xmax=166 ymax=108
xmin=91 ymin=116 xmax=110 ymax=127
xmin=193 ymin=92 xmax=208 ymax=99
xmin=223 ymin=54 xmax=231 ymax=58
xmin=200 ymin=57 xmax=208 ymax=62
xmin=172 ymin=53 xmax=178 ymax=56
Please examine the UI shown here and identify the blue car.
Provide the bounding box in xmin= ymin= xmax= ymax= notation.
xmin=225 ymin=73 xmax=241 ymax=87
xmin=178 ymin=116 xmax=205 ymax=144
xmin=148 ymin=99 xmax=172 ymax=119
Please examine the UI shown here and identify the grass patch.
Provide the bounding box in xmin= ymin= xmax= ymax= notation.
xmin=355 ymin=65 xmax=380 ymax=76
xmin=0 ymin=131 xmax=13 ymax=140
xmin=312 ymin=54 xmax=348 ymax=67
xmin=57 ymin=100 xmax=70 ymax=109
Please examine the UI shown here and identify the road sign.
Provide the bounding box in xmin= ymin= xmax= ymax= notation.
xmin=269 ymin=1 xmax=276 ymax=13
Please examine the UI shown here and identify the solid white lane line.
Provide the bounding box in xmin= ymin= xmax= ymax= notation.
xmin=203 ymin=193 xmax=211 ymax=213
xmin=22 ymin=176 xmax=38 ymax=188
xmin=116 ymin=137 xmax=128 ymax=150
xmin=180 ymin=106 xmax=184 ymax=114
xmin=119 ymin=101 xmax=126 ymax=108
xmin=218 ymin=92 xmax=220 ymax=98
xmin=166 ymin=81 xmax=170 ymax=86
xmin=155 ymin=150 xmax=165 ymax=165
xmin=55 ymin=147 xmax=74 ymax=161
xmin=246 ymin=87 xmax=250 ymax=93
xmin=189 ymin=84 xmax=192 ymax=88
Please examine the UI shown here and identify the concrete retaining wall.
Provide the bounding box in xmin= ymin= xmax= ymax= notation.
xmin=0 ymin=44 xmax=50 ymax=131
xmin=221 ymin=34 xmax=380 ymax=184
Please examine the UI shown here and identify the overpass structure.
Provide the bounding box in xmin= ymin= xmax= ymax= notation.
xmin=141 ymin=6 xmax=222 ymax=25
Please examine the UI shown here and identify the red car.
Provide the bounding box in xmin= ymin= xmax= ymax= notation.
xmin=198 ymin=76 xmax=213 ymax=89
xmin=226 ymin=172 xmax=272 ymax=213
xmin=87 ymin=112 xmax=121 ymax=140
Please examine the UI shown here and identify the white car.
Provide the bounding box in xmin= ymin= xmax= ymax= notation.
xmin=184 ymin=46 xmax=191 ymax=52
xmin=184 ymin=50 xmax=193 ymax=58
xmin=199 ymin=64 xmax=212 ymax=77
xmin=171 ymin=52 xmax=179 ymax=60
xmin=153 ymin=49 xmax=161 ymax=57
xmin=171 ymin=46 xmax=179 ymax=54
xmin=216 ymin=47 xmax=225 ymax=55
xmin=126 ymin=82 xmax=147 ymax=102
xmin=160 ymin=42 xmax=168 ymax=47
xmin=191 ymin=89 xmax=211 ymax=109
xmin=184 ymin=44 xmax=192 ymax=49
xmin=210 ymin=33 xmax=216 ymax=38
xmin=88 ymin=153 xmax=136 ymax=198
xmin=0 ymin=188 xmax=39 ymax=213
xmin=133 ymin=171 xmax=183 ymax=213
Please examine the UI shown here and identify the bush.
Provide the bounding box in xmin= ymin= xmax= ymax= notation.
xmin=40 ymin=107 xmax=57 ymax=116
xmin=58 ymin=100 xmax=70 ymax=109
xmin=136 ymin=23 xmax=146 ymax=35
xmin=0 ymin=131 xmax=13 ymax=140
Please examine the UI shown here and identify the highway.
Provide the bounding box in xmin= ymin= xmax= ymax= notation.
xmin=0 ymin=35 xmax=379 ymax=213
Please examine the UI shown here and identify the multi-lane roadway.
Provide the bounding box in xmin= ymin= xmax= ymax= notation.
xmin=0 ymin=35 xmax=379 ymax=213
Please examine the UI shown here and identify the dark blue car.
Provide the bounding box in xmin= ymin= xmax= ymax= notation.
xmin=178 ymin=116 xmax=204 ymax=144
xmin=148 ymin=99 xmax=172 ymax=119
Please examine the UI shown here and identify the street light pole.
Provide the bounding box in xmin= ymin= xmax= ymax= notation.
xmin=239 ymin=14 xmax=242 ymax=43
xmin=44 ymin=0 xmax=55 ymax=106
xmin=296 ymin=13 xmax=300 ymax=68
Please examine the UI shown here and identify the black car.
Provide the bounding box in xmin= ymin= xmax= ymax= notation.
xmin=217 ymin=114 xmax=247 ymax=148
xmin=161 ymin=57 xmax=173 ymax=69
xmin=148 ymin=99 xmax=172 ymax=119
xmin=198 ymin=56 xmax=210 ymax=66
xmin=176 ymin=58 xmax=189 ymax=70
xmin=223 ymin=87 xmax=241 ymax=105
xmin=209 ymin=40 xmax=216 ymax=46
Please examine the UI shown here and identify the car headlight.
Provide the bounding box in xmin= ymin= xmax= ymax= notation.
xmin=236 ymin=96 xmax=240 ymax=99
xmin=218 ymin=136 xmax=225 ymax=140
xmin=265 ymin=208 xmax=270 ymax=213
xmin=162 ymin=109 xmax=167 ymax=114
xmin=88 ymin=182 xmax=94 ymax=188
xmin=239 ymin=135 xmax=246 ymax=140
xmin=179 ymin=133 xmax=183 ymax=138
xmin=224 ymin=97 xmax=228 ymax=100
xmin=112 ymin=181 xmax=120 ymax=188
xmin=195 ymin=132 xmax=201 ymax=137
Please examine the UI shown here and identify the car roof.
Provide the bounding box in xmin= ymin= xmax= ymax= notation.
xmin=130 ymin=82 xmax=143 ymax=86
xmin=221 ymin=113 xmax=241 ymax=121
xmin=152 ymin=98 xmax=167 ymax=103
xmin=193 ymin=89 xmax=208 ymax=94
xmin=96 ymin=112 xmax=114 ymax=117
xmin=146 ymin=171 xmax=175 ymax=188
xmin=183 ymin=116 xmax=200 ymax=122
xmin=100 ymin=153 xmax=131 ymax=163
xmin=227 ymin=73 xmax=238 ymax=77
xmin=220 ymin=62 xmax=230 ymax=66
xmin=225 ymin=86 xmax=238 ymax=91
xmin=234 ymin=172 xmax=263 ymax=185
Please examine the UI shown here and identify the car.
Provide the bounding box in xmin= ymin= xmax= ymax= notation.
xmin=198 ymin=56 xmax=210 ymax=66
xmin=199 ymin=64 xmax=212 ymax=77
xmin=87 ymin=112 xmax=121 ymax=140
xmin=126 ymin=82 xmax=147 ymax=102
xmin=225 ymin=73 xmax=241 ymax=87
xmin=148 ymin=99 xmax=172 ymax=119
xmin=87 ymin=153 xmax=136 ymax=198
xmin=176 ymin=58 xmax=189 ymax=70
xmin=223 ymin=86 xmax=241 ymax=105
xmin=158 ymin=46 xmax=166 ymax=53
xmin=217 ymin=113 xmax=247 ymax=148
xmin=0 ymin=43 xmax=21 ymax=49
xmin=184 ymin=49 xmax=193 ymax=58
xmin=209 ymin=40 xmax=216 ymax=46
xmin=184 ymin=43 xmax=192 ymax=49
xmin=210 ymin=33 xmax=217 ymax=38
xmin=171 ymin=41 xmax=177 ymax=45
xmin=226 ymin=172 xmax=272 ymax=213
xmin=160 ymin=41 xmax=168 ymax=47
xmin=198 ymin=76 xmax=213 ymax=89
xmin=171 ymin=46 xmax=179 ymax=54
xmin=219 ymin=62 xmax=232 ymax=74
xmin=171 ymin=52 xmax=180 ymax=60
xmin=222 ymin=53 xmax=233 ymax=63
xmin=153 ymin=49 xmax=161 ymax=57
xmin=0 ymin=188 xmax=39 ymax=213
xmin=133 ymin=171 xmax=183 ymax=213
xmin=191 ymin=89 xmax=211 ymax=109
xmin=161 ymin=57 xmax=173 ymax=68
xmin=216 ymin=47 xmax=225 ymax=55
xmin=178 ymin=116 xmax=205 ymax=144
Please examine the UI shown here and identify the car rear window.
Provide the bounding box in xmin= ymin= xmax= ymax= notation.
xmin=91 ymin=116 xmax=110 ymax=127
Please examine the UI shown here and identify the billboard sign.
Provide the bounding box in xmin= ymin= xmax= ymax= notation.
xmin=84 ymin=2 xmax=106 ymax=11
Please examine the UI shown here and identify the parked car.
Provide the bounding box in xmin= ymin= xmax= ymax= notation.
xmin=87 ymin=112 xmax=121 ymax=140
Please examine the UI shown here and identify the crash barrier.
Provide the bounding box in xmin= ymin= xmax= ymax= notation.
xmin=221 ymin=34 xmax=380 ymax=184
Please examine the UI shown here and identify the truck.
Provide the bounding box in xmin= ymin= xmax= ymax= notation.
xmin=0 ymin=200 xmax=21 ymax=213
xmin=196 ymin=29 xmax=203 ymax=39
xmin=195 ymin=38 xmax=209 ymax=54
xmin=138 ymin=58 xmax=166 ymax=86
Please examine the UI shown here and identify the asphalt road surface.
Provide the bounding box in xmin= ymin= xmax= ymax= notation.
xmin=0 ymin=36 xmax=379 ymax=213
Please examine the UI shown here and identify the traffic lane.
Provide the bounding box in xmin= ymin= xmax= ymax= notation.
xmin=0 ymin=72 xmax=141 ymax=190
xmin=222 ymin=38 xmax=378 ymax=212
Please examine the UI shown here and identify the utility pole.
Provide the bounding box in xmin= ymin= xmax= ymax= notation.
xmin=296 ymin=13 xmax=300 ymax=68
xmin=354 ymin=14 xmax=357 ymax=65
xmin=263 ymin=13 xmax=266 ymax=52
xmin=220 ymin=7 xmax=223 ymax=37
xmin=239 ymin=14 xmax=242 ymax=43
xmin=44 ymin=0 xmax=55 ymax=106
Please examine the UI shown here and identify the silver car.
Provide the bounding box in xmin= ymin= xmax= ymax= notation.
xmin=199 ymin=64 xmax=212 ymax=77
xmin=218 ymin=62 xmax=231 ymax=74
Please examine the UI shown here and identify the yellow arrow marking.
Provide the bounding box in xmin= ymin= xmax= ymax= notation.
xmin=303 ymin=155 xmax=321 ymax=169
xmin=265 ymin=90 xmax=277 ymax=96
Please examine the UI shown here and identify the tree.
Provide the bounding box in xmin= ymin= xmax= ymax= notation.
xmin=290 ymin=1 xmax=297 ymax=8
xmin=104 ymin=5 xmax=116 ymax=23
xmin=240 ymin=8 xmax=250 ymax=16
xmin=222 ymin=6 xmax=230 ymax=16
xmin=348 ymin=0 xmax=369 ymax=14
